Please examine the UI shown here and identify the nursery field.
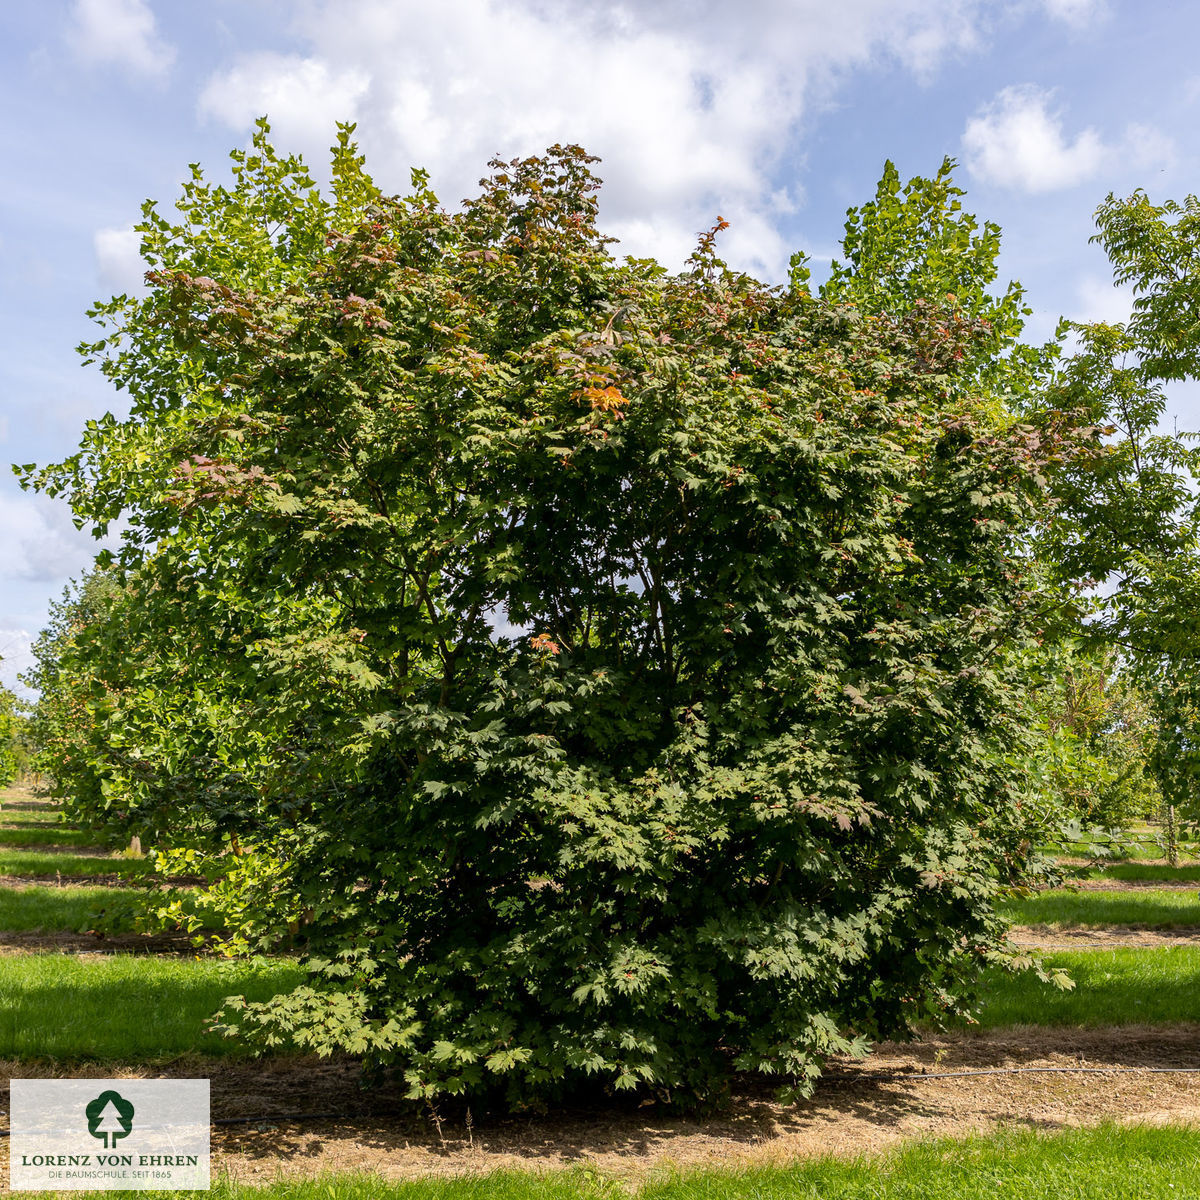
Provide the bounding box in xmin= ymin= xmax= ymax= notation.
xmin=2 ymin=784 xmax=1199 ymax=1197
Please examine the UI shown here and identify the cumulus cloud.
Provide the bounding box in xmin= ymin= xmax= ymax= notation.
xmin=963 ymin=85 xmax=1173 ymax=194
xmin=196 ymin=0 xmax=998 ymax=281
xmin=198 ymin=54 xmax=371 ymax=156
xmin=0 ymin=629 xmax=36 ymax=699
xmin=65 ymin=0 xmax=176 ymax=81
xmin=93 ymin=226 xmax=145 ymax=294
xmin=963 ymin=85 xmax=1107 ymax=192
xmin=0 ymin=491 xmax=106 ymax=586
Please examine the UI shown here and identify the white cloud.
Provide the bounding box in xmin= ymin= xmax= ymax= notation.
xmin=65 ymin=0 xmax=176 ymax=81
xmin=1121 ymin=122 xmax=1177 ymax=174
xmin=1074 ymin=274 xmax=1134 ymax=325
xmin=962 ymin=85 xmax=1174 ymax=195
xmin=962 ymin=85 xmax=1107 ymax=192
xmin=93 ymin=226 xmax=145 ymax=294
xmin=196 ymin=0 xmax=1000 ymax=280
xmin=0 ymin=491 xmax=106 ymax=586
xmin=198 ymin=54 xmax=371 ymax=161
xmin=1040 ymin=0 xmax=1107 ymax=27
xmin=0 ymin=629 xmax=36 ymax=699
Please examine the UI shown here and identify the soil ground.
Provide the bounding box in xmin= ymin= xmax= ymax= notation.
xmin=2 ymin=1028 xmax=1200 ymax=1186
xmin=1010 ymin=925 xmax=1200 ymax=948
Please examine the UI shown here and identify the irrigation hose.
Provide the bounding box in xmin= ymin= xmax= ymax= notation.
xmin=821 ymin=1065 xmax=1200 ymax=1083
xmin=3 ymin=1065 xmax=1200 ymax=1136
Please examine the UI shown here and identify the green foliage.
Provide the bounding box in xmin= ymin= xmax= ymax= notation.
xmin=0 ymin=683 xmax=27 ymax=787
xmin=21 ymin=569 xmax=123 ymax=821
xmin=22 ymin=133 xmax=1085 ymax=1108
xmin=1092 ymin=189 xmax=1200 ymax=384
xmin=1037 ymin=188 xmax=1200 ymax=824
xmin=795 ymin=157 xmax=1052 ymax=421
xmin=1021 ymin=643 xmax=1160 ymax=827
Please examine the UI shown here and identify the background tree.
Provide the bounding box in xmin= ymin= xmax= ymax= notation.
xmin=1021 ymin=642 xmax=1160 ymax=830
xmin=1036 ymin=187 xmax=1200 ymax=830
xmin=0 ymin=680 xmax=26 ymax=787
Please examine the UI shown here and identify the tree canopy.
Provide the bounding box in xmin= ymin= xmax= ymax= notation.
xmin=21 ymin=129 xmax=1088 ymax=1108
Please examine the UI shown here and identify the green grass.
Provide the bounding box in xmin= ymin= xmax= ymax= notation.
xmin=0 ymin=826 xmax=105 ymax=848
xmin=977 ymin=946 xmax=1200 ymax=1028
xmin=1089 ymin=863 xmax=1200 ymax=882
xmin=0 ymin=847 xmax=152 ymax=877
xmin=0 ymin=807 xmax=75 ymax=827
xmin=30 ymin=1124 xmax=1200 ymax=1198
xmin=1002 ymin=887 xmax=1200 ymax=928
xmin=0 ymin=954 xmax=305 ymax=1058
xmin=0 ymin=942 xmax=1188 ymax=1061
xmin=0 ymin=884 xmax=144 ymax=933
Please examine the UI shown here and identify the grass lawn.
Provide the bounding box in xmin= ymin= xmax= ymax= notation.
xmin=0 ymin=807 xmax=77 ymax=828
xmin=0 ymin=826 xmax=105 ymax=848
xmin=976 ymin=946 xmax=1200 ymax=1028
xmin=1089 ymin=864 xmax=1200 ymax=883
xmin=0 ymin=847 xmax=152 ymax=877
xmin=0 ymin=884 xmax=144 ymax=933
xmin=31 ymin=1124 xmax=1200 ymax=1198
xmin=0 ymin=954 xmax=305 ymax=1058
xmin=0 ymin=943 xmax=1191 ymax=1062
xmin=1002 ymin=887 xmax=1200 ymax=928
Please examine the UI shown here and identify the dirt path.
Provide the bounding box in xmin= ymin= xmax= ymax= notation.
xmin=1 ymin=1027 xmax=1199 ymax=1186
xmin=1060 ymin=878 xmax=1200 ymax=891
xmin=0 ymin=930 xmax=199 ymax=956
xmin=1011 ymin=924 xmax=1200 ymax=949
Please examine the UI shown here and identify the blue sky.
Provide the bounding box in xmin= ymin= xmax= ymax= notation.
xmin=2 ymin=0 xmax=1198 ymax=693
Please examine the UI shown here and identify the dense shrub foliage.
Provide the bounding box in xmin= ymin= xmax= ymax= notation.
xmin=22 ymin=131 xmax=1086 ymax=1107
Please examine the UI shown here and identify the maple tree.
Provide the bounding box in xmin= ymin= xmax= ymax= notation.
xmin=22 ymin=130 xmax=1086 ymax=1107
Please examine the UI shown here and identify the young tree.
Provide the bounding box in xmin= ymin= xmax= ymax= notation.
xmin=22 ymin=134 xmax=1081 ymax=1107
xmin=1038 ymin=188 xmax=1200 ymax=826
xmin=0 ymin=681 xmax=25 ymax=788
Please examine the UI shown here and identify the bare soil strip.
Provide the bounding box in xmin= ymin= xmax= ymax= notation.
xmin=1068 ymin=878 xmax=1200 ymax=891
xmin=0 ymin=1027 xmax=1198 ymax=1185
xmin=0 ymin=873 xmax=135 ymax=888
xmin=0 ymin=930 xmax=197 ymax=956
xmin=1010 ymin=924 xmax=1200 ymax=949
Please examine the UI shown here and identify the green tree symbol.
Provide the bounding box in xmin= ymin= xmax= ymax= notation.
xmin=85 ymin=1090 xmax=135 ymax=1149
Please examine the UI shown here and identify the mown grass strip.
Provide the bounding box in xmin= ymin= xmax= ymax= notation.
xmin=0 ymin=808 xmax=75 ymax=828
xmin=0 ymin=945 xmax=1194 ymax=1064
xmin=1002 ymin=887 xmax=1200 ymax=928
xmin=976 ymin=946 xmax=1200 ymax=1028
xmin=1089 ymin=863 xmax=1200 ymax=883
xmin=0 ymin=955 xmax=305 ymax=1058
xmin=0 ymin=884 xmax=143 ymax=933
xmin=0 ymin=827 xmax=105 ymax=849
xmin=0 ymin=848 xmax=152 ymax=877
xmin=33 ymin=1123 xmax=1200 ymax=1198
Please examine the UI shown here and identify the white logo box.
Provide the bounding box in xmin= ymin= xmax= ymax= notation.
xmin=10 ymin=1079 xmax=210 ymax=1191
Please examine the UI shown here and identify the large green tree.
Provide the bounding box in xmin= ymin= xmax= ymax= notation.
xmin=22 ymin=134 xmax=1081 ymax=1107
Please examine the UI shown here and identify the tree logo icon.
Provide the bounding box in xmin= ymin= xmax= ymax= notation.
xmin=85 ymin=1090 xmax=135 ymax=1148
